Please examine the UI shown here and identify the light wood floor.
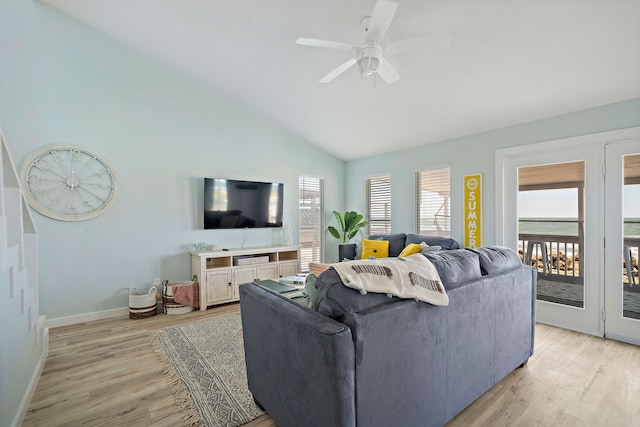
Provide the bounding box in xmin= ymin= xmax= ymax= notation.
xmin=24 ymin=303 xmax=640 ymax=427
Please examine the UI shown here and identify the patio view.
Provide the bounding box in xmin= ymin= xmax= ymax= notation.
xmin=518 ymin=160 xmax=640 ymax=320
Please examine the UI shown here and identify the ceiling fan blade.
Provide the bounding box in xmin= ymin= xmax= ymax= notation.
xmin=366 ymin=0 xmax=398 ymax=42
xmin=319 ymin=58 xmax=357 ymax=83
xmin=377 ymin=58 xmax=400 ymax=84
xmin=384 ymin=35 xmax=452 ymax=54
xmin=296 ymin=38 xmax=354 ymax=51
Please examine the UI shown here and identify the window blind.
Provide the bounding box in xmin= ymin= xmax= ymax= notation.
xmin=415 ymin=167 xmax=451 ymax=237
xmin=366 ymin=175 xmax=391 ymax=235
xmin=298 ymin=176 xmax=324 ymax=269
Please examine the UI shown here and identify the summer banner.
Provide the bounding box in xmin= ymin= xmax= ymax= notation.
xmin=463 ymin=174 xmax=482 ymax=248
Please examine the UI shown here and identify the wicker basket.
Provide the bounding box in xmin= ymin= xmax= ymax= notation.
xmin=129 ymin=285 xmax=158 ymax=319
xmin=162 ymin=276 xmax=197 ymax=315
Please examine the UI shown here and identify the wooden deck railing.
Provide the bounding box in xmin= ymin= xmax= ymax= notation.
xmin=518 ymin=233 xmax=582 ymax=284
xmin=518 ymin=233 xmax=640 ymax=286
xmin=624 ymin=237 xmax=640 ymax=285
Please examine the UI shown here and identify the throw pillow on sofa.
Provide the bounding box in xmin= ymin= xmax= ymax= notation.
xmin=291 ymin=273 xmax=321 ymax=310
xmin=405 ymin=233 xmax=461 ymax=250
xmin=308 ymin=262 xmax=331 ymax=276
xmin=355 ymin=236 xmax=383 ymax=259
xmin=421 ymin=243 xmax=442 ymax=253
xmin=398 ymin=241 xmax=443 ymax=257
xmin=368 ymin=233 xmax=407 ymax=257
xmin=361 ymin=239 xmax=389 ymax=259
xmin=399 ymin=243 xmax=423 ymax=257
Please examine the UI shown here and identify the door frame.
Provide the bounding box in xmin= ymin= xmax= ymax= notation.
xmin=604 ymin=140 xmax=640 ymax=346
xmin=496 ymin=127 xmax=640 ymax=338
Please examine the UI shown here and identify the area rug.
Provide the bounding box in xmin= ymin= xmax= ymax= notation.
xmin=151 ymin=312 xmax=265 ymax=426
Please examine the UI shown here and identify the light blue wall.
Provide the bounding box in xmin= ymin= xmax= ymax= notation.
xmin=4 ymin=2 xmax=635 ymax=322
xmin=1 ymin=1 xmax=638 ymax=422
xmin=346 ymin=98 xmax=640 ymax=244
xmin=0 ymin=0 xmax=345 ymax=322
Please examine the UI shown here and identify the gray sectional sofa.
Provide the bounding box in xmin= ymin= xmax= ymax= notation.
xmin=239 ymin=243 xmax=536 ymax=427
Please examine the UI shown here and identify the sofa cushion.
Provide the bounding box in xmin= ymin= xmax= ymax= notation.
xmin=466 ymin=246 xmax=522 ymax=275
xmin=316 ymin=267 xmax=398 ymax=320
xmin=423 ymin=249 xmax=482 ymax=287
xmin=361 ymin=239 xmax=389 ymax=259
xmin=405 ymin=234 xmax=461 ymax=250
xmin=368 ymin=233 xmax=407 ymax=257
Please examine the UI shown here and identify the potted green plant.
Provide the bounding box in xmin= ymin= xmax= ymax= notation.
xmin=328 ymin=210 xmax=369 ymax=261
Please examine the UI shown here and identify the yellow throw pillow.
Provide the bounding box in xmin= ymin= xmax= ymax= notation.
xmin=399 ymin=243 xmax=424 ymax=258
xmin=361 ymin=239 xmax=389 ymax=259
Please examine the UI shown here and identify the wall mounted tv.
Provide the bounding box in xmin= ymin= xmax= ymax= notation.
xmin=204 ymin=178 xmax=284 ymax=229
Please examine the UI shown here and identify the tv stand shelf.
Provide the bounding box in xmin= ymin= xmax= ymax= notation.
xmin=191 ymin=245 xmax=301 ymax=311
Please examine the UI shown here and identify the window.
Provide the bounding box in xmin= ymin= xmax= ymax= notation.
xmin=366 ymin=175 xmax=391 ymax=235
xmin=299 ymin=176 xmax=324 ymax=269
xmin=415 ymin=167 xmax=450 ymax=237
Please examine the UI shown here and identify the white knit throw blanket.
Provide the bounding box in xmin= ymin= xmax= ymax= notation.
xmin=331 ymin=254 xmax=449 ymax=306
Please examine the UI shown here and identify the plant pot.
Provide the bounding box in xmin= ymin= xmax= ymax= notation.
xmin=338 ymin=243 xmax=357 ymax=262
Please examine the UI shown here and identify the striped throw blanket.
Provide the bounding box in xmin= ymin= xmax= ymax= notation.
xmin=331 ymin=253 xmax=449 ymax=306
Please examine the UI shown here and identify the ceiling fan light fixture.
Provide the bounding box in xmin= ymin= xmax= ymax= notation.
xmin=357 ymin=56 xmax=380 ymax=75
xmin=357 ymin=45 xmax=382 ymax=76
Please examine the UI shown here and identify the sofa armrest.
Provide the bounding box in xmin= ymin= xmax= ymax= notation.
xmin=239 ymin=283 xmax=356 ymax=427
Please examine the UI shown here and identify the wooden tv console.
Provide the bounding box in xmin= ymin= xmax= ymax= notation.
xmin=191 ymin=245 xmax=301 ymax=311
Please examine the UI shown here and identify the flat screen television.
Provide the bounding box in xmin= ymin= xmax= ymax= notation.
xmin=204 ymin=178 xmax=284 ymax=229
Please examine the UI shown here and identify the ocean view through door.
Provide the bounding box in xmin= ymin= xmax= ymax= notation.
xmin=498 ymin=143 xmax=603 ymax=337
xmin=497 ymin=128 xmax=640 ymax=343
xmin=515 ymin=156 xmax=602 ymax=335
xmin=518 ymin=162 xmax=585 ymax=310
xmin=604 ymin=142 xmax=640 ymax=345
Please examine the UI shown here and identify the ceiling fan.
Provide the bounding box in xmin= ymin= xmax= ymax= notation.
xmin=296 ymin=0 xmax=451 ymax=85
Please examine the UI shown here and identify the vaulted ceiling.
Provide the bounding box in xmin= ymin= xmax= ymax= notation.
xmin=41 ymin=0 xmax=640 ymax=160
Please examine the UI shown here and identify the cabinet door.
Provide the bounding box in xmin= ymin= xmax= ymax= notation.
xmin=279 ymin=261 xmax=299 ymax=278
xmin=256 ymin=264 xmax=278 ymax=281
xmin=206 ymin=269 xmax=233 ymax=304
xmin=233 ymin=266 xmax=258 ymax=299
xmin=234 ymin=266 xmax=257 ymax=286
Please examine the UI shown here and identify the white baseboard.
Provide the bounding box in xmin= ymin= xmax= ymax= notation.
xmin=605 ymin=332 xmax=640 ymax=347
xmin=46 ymin=307 xmax=129 ymax=328
xmin=12 ymin=322 xmax=48 ymax=427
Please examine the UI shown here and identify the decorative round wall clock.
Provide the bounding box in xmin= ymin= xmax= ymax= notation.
xmin=19 ymin=144 xmax=119 ymax=221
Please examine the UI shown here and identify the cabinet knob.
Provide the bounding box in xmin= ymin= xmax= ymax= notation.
xmin=228 ymin=282 xmax=232 ymax=286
